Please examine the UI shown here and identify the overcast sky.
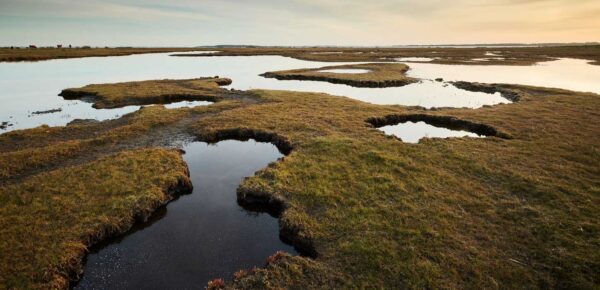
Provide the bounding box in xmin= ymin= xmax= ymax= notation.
xmin=1 ymin=0 xmax=599 ymax=46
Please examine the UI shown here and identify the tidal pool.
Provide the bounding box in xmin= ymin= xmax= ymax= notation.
xmin=74 ymin=140 xmax=295 ymax=289
xmin=379 ymin=121 xmax=483 ymax=143
xmin=164 ymin=100 xmax=213 ymax=109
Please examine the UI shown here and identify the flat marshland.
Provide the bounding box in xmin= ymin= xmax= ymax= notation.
xmin=0 ymin=46 xmax=599 ymax=289
xmin=3 ymin=45 xmax=600 ymax=65
xmin=0 ymin=47 xmax=203 ymax=62
xmin=171 ymin=45 xmax=600 ymax=65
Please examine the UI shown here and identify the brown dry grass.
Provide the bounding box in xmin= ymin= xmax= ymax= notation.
xmin=0 ymin=47 xmax=204 ymax=62
xmin=190 ymin=86 xmax=599 ymax=289
xmin=2 ymin=45 xmax=598 ymax=65
xmin=261 ymin=63 xmax=417 ymax=87
xmin=0 ymin=148 xmax=191 ymax=289
xmin=1 ymin=75 xmax=598 ymax=289
xmin=0 ymin=105 xmax=192 ymax=182
xmin=174 ymin=45 xmax=600 ymax=66
xmin=59 ymin=77 xmax=236 ymax=108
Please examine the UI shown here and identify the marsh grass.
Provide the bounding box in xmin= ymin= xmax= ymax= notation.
xmin=191 ymin=86 xmax=599 ymax=289
xmin=0 ymin=148 xmax=192 ymax=289
xmin=261 ymin=63 xmax=418 ymax=87
xmin=1 ymin=76 xmax=598 ymax=289
xmin=0 ymin=47 xmax=203 ymax=62
xmin=2 ymin=46 xmax=598 ymax=66
xmin=173 ymin=45 xmax=600 ymax=66
xmin=59 ymin=77 xmax=235 ymax=109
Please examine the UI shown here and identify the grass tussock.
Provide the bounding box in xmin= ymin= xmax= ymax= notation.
xmin=261 ymin=63 xmax=418 ymax=87
xmin=0 ymin=148 xmax=192 ymax=289
xmin=226 ymin=252 xmax=345 ymax=289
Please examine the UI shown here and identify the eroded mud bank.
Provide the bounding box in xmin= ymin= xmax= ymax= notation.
xmin=261 ymin=63 xmax=418 ymax=88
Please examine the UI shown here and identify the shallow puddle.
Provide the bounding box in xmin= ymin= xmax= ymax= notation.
xmin=163 ymin=100 xmax=213 ymax=109
xmin=74 ymin=140 xmax=295 ymax=289
xmin=378 ymin=121 xmax=483 ymax=143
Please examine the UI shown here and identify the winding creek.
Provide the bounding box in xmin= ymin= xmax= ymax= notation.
xmin=74 ymin=140 xmax=294 ymax=289
xmin=1 ymin=52 xmax=599 ymax=287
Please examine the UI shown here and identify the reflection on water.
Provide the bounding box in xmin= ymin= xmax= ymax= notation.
xmin=1 ymin=54 xmax=597 ymax=133
xmin=340 ymin=79 xmax=507 ymax=107
xmin=379 ymin=121 xmax=483 ymax=143
xmin=406 ymin=58 xmax=600 ymax=94
xmin=75 ymin=140 xmax=294 ymax=289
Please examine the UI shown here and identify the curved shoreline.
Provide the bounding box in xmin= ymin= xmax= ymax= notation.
xmin=261 ymin=72 xmax=416 ymax=88
xmin=260 ymin=63 xmax=418 ymax=88
xmin=195 ymin=128 xmax=317 ymax=257
xmin=367 ymin=113 xmax=513 ymax=139
xmin=2 ymin=78 xmax=598 ymax=289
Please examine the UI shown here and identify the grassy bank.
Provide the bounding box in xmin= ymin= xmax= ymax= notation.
xmin=0 ymin=148 xmax=192 ymax=289
xmin=261 ymin=63 xmax=418 ymax=87
xmin=0 ymin=76 xmax=598 ymax=289
xmin=0 ymin=96 xmax=252 ymax=288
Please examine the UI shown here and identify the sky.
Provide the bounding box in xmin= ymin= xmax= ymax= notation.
xmin=1 ymin=0 xmax=599 ymax=46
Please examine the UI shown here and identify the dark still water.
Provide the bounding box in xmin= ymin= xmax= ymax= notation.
xmin=75 ymin=140 xmax=295 ymax=289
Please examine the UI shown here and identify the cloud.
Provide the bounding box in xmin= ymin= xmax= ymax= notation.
xmin=0 ymin=0 xmax=598 ymax=46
